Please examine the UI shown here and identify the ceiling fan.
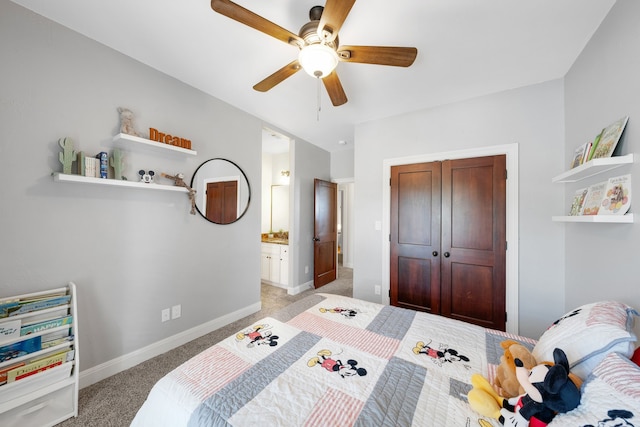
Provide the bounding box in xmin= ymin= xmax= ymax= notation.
xmin=211 ymin=0 xmax=418 ymax=106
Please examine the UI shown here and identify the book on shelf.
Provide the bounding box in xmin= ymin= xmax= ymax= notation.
xmin=96 ymin=152 xmax=108 ymax=178
xmin=569 ymin=143 xmax=589 ymax=169
xmin=581 ymin=181 xmax=607 ymax=215
xmin=585 ymin=130 xmax=603 ymax=162
xmin=20 ymin=315 xmax=72 ymax=336
xmin=3 ymin=294 xmax=70 ymax=318
xmin=599 ymin=174 xmax=631 ymax=215
xmin=581 ymin=141 xmax=593 ymax=164
xmin=590 ymin=116 xmax=629 ymax=160
xmin=0 ymin=319 xmax=21 ymax=343
xmin=0 ymin=361 xmax=25 ymax=385
xmin=5 ymin=349 xmax=74 ymax=383
xmin=42 ymin=335 xmax=74 ymax=349
xmin=569 ymin=187 xmax=589 ymax=216
xmin=76 ymin=151 xmax=86 ymax=176
xmin=84 ymin=157 xmax=97 ymax=177
xmin=0 ymin=335 xmax=42 ymax=363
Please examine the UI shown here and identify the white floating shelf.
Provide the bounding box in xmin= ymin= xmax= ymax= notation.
xmin=552 ymin=154 xmax=633 ymax=183
xmin=112 ymin=133 xmax=197 ymax=156
xmin=53 ymin=173 xmax=188 ymax=192
xmin=552 ymin=214 xmax=634 ymax=223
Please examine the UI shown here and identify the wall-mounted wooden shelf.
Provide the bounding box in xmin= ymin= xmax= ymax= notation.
xmin=552 ymin=154 xmax=633 ymax=183
xmin=552 ymin=214 xmax=634 ymax=223
xmin=53 ymin=173 xmax=188 ymax=192
xmin=112 ymin=133 xmax=197 ymax=156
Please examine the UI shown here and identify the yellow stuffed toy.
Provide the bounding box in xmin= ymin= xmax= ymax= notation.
xmin=494 ymin=340 xmax=537 ymax=398
xmin=468 ymin=373 xmax=507 ymax=420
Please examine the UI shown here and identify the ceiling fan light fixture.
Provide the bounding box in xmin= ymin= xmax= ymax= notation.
xmin=298 ymin=43 xmax=339 ymax=78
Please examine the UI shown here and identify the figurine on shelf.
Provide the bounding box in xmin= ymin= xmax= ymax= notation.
xmin=58 ymin=137 xmax=76 ymax=175
xmin=110 ymin=148 xmax=125 ymax=180
xmin=161 ymin=172 xmax=197 ymax=215
xmin=117 ymin=107 xmax=141 ymax=137
xmin=139 ymin=170 xmax=155 ymax=184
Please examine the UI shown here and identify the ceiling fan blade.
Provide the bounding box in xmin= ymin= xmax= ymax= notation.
xmin=322 ymin=71 xmax=348 ymax=106
xmin=337 ymin=46 xmax=418 ymax=67
xmin=211 ymin=0 xmax=304 ymax=47
xmin=253 ymin=60 xmax=301 ymax=92
xmin=318 ymin=0 xmax=356 ymax=42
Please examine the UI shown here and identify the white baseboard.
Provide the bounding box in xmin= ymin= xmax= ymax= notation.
xmin=78 ymin=301 xmax=262 ymax=389
xmin=288 ymin=280 xmax=313 ymax=295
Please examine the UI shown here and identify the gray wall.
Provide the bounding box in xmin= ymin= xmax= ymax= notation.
xmin=353 ymin=80 xmax=566 ymax=339
xmin=0 ymin=2 xmax=262 ymax=371
xmin=331 ymin=148 xmax=355 ymax=179
xmin=564 ymin=0 xmax=640 ymax=339
xmin=290 ymin=140 xmax=331 ymax=287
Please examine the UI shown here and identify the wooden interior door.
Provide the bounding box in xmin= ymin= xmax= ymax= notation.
xmin=206 ymin=180 xmax=238 ymax=224
xmin=314 ymin=179 xmax=337 ymax=288
xmin=390 ymin=155 xmax=506 ymax=330
xmin=390 ymin=162 xmax=442 ymax=313
xmin=440 ymin=156 xmax=506 ymax=330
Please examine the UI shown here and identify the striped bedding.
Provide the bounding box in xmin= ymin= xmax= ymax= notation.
xmin=131 ymin=293 xmax=632 ymax=426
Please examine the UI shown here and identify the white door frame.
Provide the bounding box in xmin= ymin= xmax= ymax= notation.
xmin=333 ymin=178 xmax=355 ymax=270
xmin=381 ymin=143 xmax=519 ymax=334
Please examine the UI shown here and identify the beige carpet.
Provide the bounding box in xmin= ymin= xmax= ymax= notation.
xmin=57 ymin=267 xmax=353 ymax=426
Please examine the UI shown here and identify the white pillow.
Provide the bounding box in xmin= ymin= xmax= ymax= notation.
xmin=532 ymin=301 xmax=638 ymax=380
xmin=548 ymin=352 xmax=640 ymax=426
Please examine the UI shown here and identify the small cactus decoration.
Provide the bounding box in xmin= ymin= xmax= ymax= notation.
xmin=110 ymin=148 xmax=125 ymax=180
xmin=58 ymin=137 xmax=76 ymax=174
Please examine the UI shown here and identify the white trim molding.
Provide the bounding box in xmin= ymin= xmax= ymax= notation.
xmin=78 ymin=301 xmax=262 ymax=389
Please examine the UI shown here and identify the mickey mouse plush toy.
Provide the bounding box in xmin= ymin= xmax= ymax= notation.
xmin=467 ymin=347 xmax=582 ymax=427
xmin=499 ymin=348 xmax=581 ymax=427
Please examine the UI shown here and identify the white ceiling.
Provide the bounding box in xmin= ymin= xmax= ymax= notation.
xmin=12 ymin=0 xmax=614 ymax=153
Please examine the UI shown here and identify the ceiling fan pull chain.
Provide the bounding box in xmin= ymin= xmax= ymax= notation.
xmin=316 ymin=76 xmax=322 ymax=121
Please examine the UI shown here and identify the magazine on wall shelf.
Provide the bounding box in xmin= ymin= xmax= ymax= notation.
xmin=590 ymin=116 xmax=629 ymax=160
xmin=581 ymin=181 xmax=607 ymax=215
xmin=599 ymin=174 xmax=631 ymax=215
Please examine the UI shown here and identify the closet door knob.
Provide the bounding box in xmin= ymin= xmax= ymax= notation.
xmin=432 ymin=251 xmax=438 ymax=257
xmin=443 ymin=252 xmax=450 ymax=258
xmin=313 ymin=237 xmax=320 ymax=242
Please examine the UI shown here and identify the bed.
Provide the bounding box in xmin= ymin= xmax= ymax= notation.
xmin=131 ymin=293 xmax=639 ymax=427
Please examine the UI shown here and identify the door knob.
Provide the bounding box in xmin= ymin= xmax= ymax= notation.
xmin=313 ymin=237 xmax=320 ymax=242
xmin=432 ymin=251 xmax=438 ymax=257
xmin=443 ymin=252 xmax=450 ymax=258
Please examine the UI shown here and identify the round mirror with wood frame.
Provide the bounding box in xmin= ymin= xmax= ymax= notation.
xmin=190 ymin=158 xmax=251 ymax=224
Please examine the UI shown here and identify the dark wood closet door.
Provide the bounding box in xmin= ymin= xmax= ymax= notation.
xmin=390 ymin=162 xmax=442 ymax=313
xmin=440 ymin=155 xmax=506 ymax=330
xmin=390 ymin=155 xmax=506 ymax=331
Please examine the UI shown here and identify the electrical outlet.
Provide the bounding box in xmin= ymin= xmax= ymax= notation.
xmin=161 ymin=308 xmax=170 ymax=323
xmin=374 ymin=285 xmax=381 ymax=295
xmin=305 ymin=266 xmax=309 ymax=274
xmin=171 ymin=304 xmax=181 ymax=319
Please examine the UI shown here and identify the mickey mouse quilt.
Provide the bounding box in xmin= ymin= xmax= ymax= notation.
xmin=131 ymin=293 xmax=635 ymax=426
